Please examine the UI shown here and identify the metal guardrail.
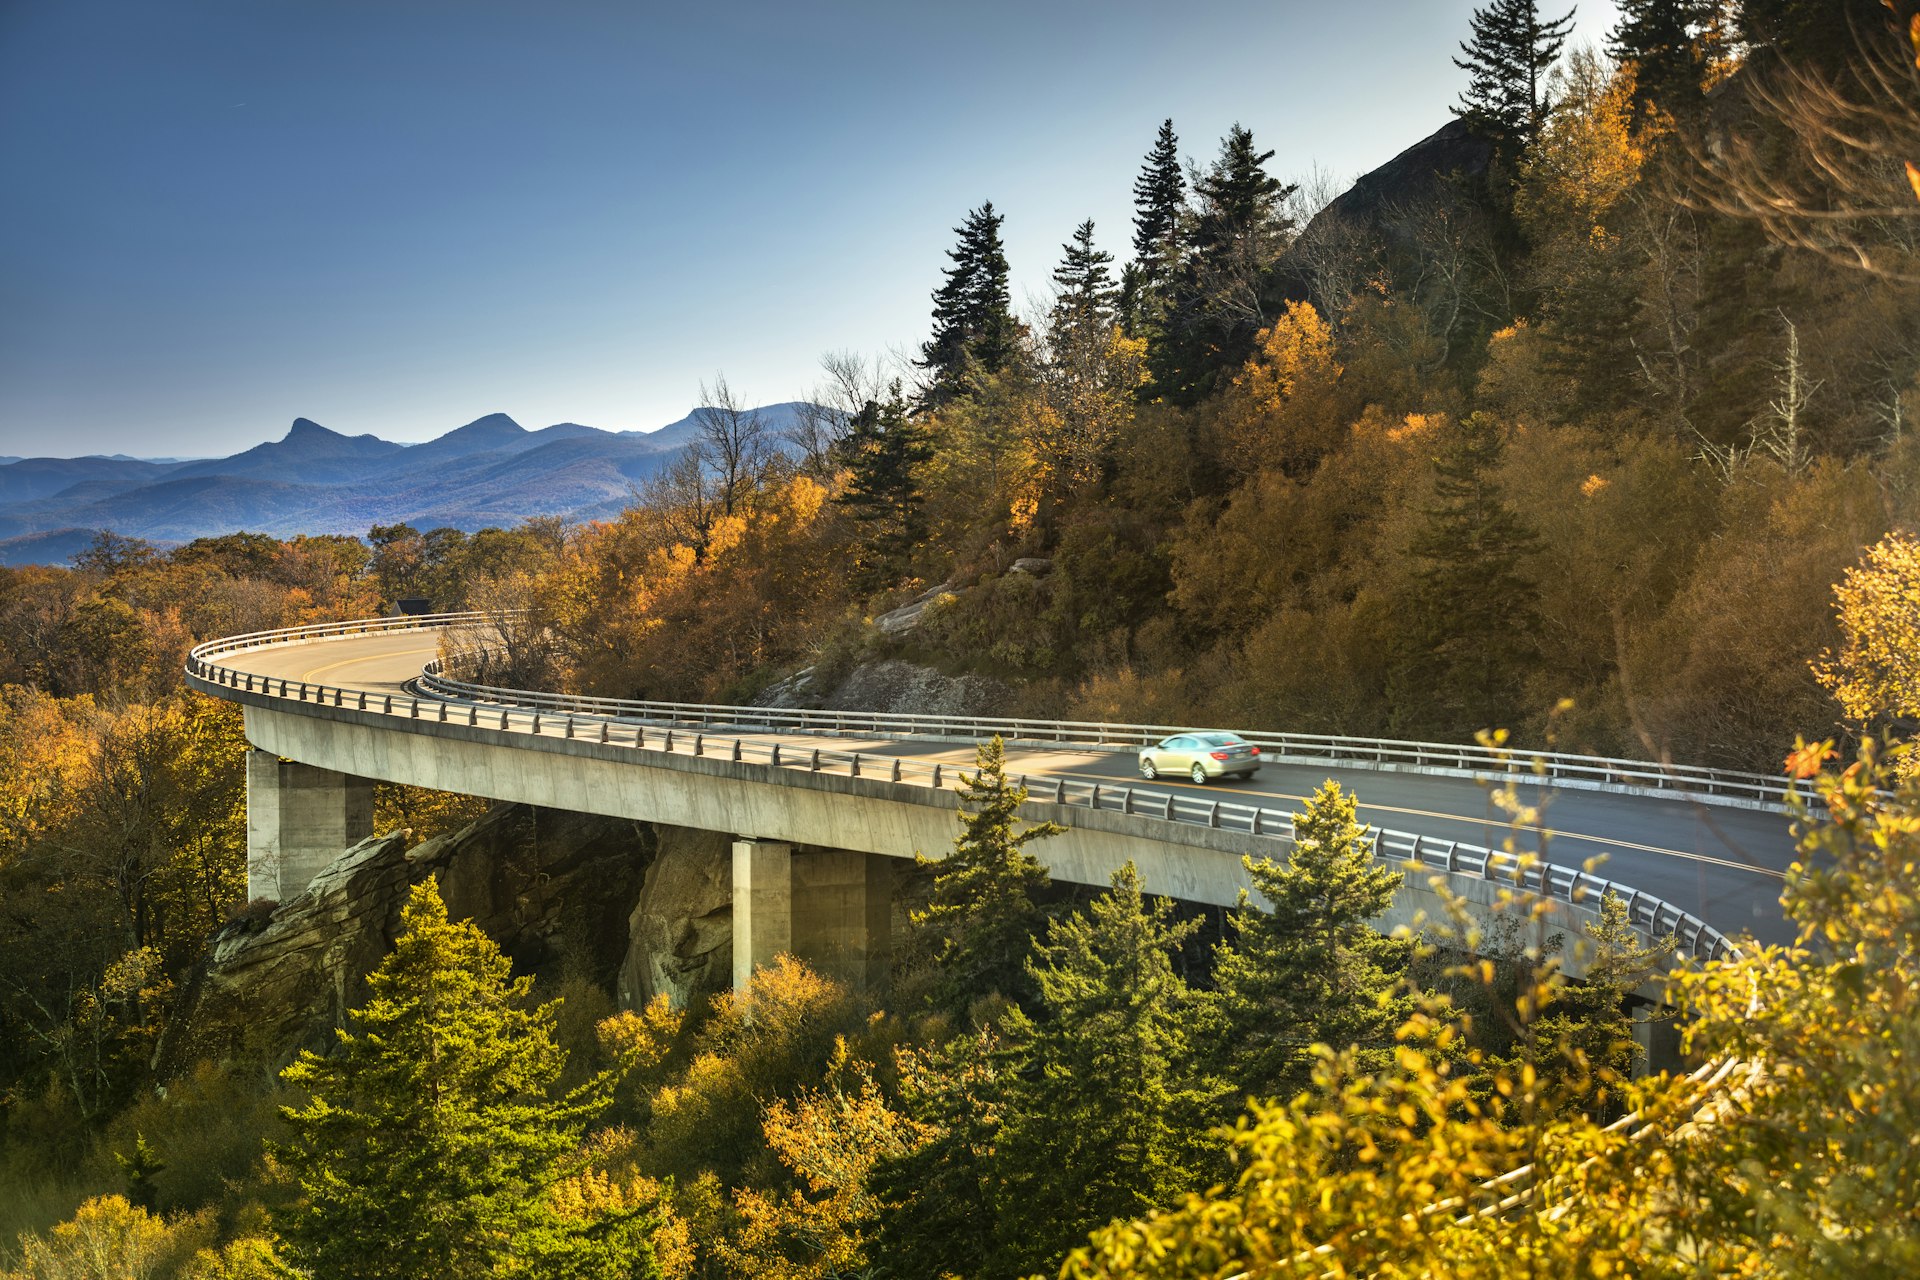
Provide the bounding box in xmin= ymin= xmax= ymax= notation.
xmin=185 ymin=615 xmax=1739 ymax=963
xmin=413 ymin=654 xmax=1791 ymax=813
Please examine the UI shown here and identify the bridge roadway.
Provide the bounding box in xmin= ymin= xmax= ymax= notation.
xmin=205 ymin=625 xmax=1802 ymax=948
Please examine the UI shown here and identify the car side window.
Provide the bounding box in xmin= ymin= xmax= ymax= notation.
xmin=1167 ymin=735 xmax=1193 ymax=749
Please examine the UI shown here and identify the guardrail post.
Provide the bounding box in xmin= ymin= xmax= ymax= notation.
xmin=1122 ymin=789 xmax=1132 ymax=815
xmin=733 ymin=739 xmax=743 ymax=763
xmin=600 ymin=721 xmax=609 ymax=743
xmin=1445 ymin=841 xmax=1458 ymax=871
xmin=531 ymin=711 xmax=541 ymax=733
xmin=771 ymin=743 xmax=781 ymax=766
xmin=850 ymin=754 xmax=861 ymax=778
xmin=663 ymin=729 xmax=675 ymax=752
xmin=890 ymin=757 xmax=901 ymax=782
xmin=500 ymin=709 xmax=510 ymax=730
xmin=438 ymin=702 xmax=447 ymax=722
xmin=297 ymin=682 xmax=308 ymax=700
xmin=564 ymin=717 xmax=575 ymax=739
xmin=1208 ymin=801 xmax=1220 ymax=828
xmin=1252 ymin=810 xmax=1263 ymax=836
xmin=410 ymin=699 xmax=419 ymax=718
xmin=469 ymin=705 xmax=478 ymax=726
xmin=383 ymin=695 xmax=392 ymax=714
xmin=357 ymin=691 xmax=366 ymax=710
xmin=810 ymin=748 xmax=820 ymax=771
xmin=693 ymin=734 xmax=703 ymax=757
xmin=1055 ymin=778 xmax=1066 ymax=803
xmin=1163 ymin=795 xmax=1174 ymax=820
xmin=932 ymin=763 xmax=942 ymax=788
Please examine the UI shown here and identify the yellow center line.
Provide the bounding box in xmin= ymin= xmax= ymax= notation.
xmin=295 ymin=644 xmax=439 ymax=684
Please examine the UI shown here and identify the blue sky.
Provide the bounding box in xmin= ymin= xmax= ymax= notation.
xmin=0 ymin=0 xmax=1620 ymax=458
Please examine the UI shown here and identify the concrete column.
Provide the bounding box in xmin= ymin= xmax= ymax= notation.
xmin=246 ymin=749 xmax=374 ymax=903
xmin=1630 ymin=1005 xmax=1687 ymax=1078
xmin=791 ymin=849 xmax=893 ymax=990
xmin=732 ymin=839 xmax=794 ymax=992
xmin=731 ymin=842 xmax=893 ymax=992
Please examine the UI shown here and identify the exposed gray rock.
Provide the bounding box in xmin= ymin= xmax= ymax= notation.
xmin=618 ymin=826 xmax=734 ymax=1010
xmin=872 ymin=582 xmax=955 ymax=636
xmin=753 ymin=665 xmax=819 ymax=709
xmin=162 ymin=804 xmax=661 ymax=1074
xmin=822 ymin=658 xmax=1012 ymax=718
xmin=1009 ymin=557 xmax=1053 ymax=576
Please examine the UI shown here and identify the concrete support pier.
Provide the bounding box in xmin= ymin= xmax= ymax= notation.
xmin=246 ymin=750 xmax=374 ymax=903
xmin=731 ymin=839 xmax=892 ymax=992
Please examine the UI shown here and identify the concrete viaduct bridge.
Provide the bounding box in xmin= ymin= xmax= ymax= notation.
xmin=187 ymin=614 xmax=1800 ymax=998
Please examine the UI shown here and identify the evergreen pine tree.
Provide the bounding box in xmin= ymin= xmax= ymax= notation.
xmin=1609 ymin=0 xmax=1723 ymax=119
xmin=866 ymin=1028 xmax=1014 ymax=1280
xmin=1527 ymin=888 xmax=1673 ymax=1108
xmin=1050 ymin=218 xmax=1118 ymax=347
xmin=918 ymin=202 xmax=1018 ymax=408
xmin=1452 ymin=0 xmax=1577 ymax=156
xmin=1398 ymin=412 xmax=1543 ymax=736
xmin=274 ymin=879 xmax=652 ymax=1280
xmin=906 ymin=736 xmax=1063 ymax=1013
xmin=1124 ymin=119 xmax=1187 ymax=330
xmin=989 ymin=863 xmax=1217 ymax=1273
xmin=1150 ymin=125 xmax=1295 ymax=405
xmin=833 ymin=383 xmax=932 ymax=592
xmin=1211 ymin=781 xmax=1411 ymax=1101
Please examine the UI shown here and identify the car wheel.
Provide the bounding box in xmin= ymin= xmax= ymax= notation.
xmin=1140 ymin=757 xmax=1158 ymax=780
xmin=1190 ymin=763 xmax=1208 ymax=785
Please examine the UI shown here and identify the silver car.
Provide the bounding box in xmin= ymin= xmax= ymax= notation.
xmin=1139 ymin=732 xmax=1261 ymax=784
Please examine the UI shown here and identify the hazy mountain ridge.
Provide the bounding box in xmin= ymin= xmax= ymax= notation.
xmin=0 ymin=404 xmax=814 ymax=562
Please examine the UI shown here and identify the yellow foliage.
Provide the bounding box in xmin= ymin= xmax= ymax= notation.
xmin=2 ymin=1195 xmax=212 ymax=1280
xmin=716 ymin=1047 xmax=933 ymax=1280
xmin=1813 ymin=530 xmax=1920 ymax=729
xmin=596 ymin=993 xmax=685 ymax=1075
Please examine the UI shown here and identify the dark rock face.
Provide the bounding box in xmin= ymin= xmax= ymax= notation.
xmin=161 ymin=804 xmax=664 ymax=1074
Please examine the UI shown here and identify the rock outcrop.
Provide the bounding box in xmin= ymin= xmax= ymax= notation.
xmin=618 ymin=826 xmax=734 ymax=1010
xmin=162 ymin=804 xmax=672 ymax=1074
xmin=823 ymin=658 xmax=1012 ymax=718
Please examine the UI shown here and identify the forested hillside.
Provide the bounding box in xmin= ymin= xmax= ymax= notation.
xmin=511 ymin=5 xmax=1920 ymax=774
xmin=3 ymin=1 xmax=1920 ymax=1276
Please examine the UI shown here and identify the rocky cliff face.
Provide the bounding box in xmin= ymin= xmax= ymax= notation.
xmin=162 ymin=804 xmax=735 ymax=1074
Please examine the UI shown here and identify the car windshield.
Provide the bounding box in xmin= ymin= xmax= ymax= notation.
xmin=1197 ymin=733 xmax=1243 ymax=746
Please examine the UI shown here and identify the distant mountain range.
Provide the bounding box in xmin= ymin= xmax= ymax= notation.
xmin=0 ymin=405 xmax=812 ymax=565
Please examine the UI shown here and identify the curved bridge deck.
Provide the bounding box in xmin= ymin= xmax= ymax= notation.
xmin=188 ymin=618 xmax=1801 ymax=953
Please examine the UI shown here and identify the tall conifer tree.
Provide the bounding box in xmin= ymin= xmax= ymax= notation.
xmin=1050 ymin=219 xmax=1118 ymax=347
xmin=274 ymin=880 xmax=651 ymax=1280
xmin=834 ymin=383 xmax=932 ymax=592
xmin=907 ymin=736 xmax=1063 ymax=1013
xmin=1150 ymin=125 xmax=1295 ymax=405
xmin=918 ymin=203 xmax=1018 ymax=408
xmin=1211 ymin=782 xmax=1410 ymax=1101
xmin=1398 ymin=412 xmax=1543 ymax=735
xmin=1453 ymin=0 xmax=1577 ymax=155
xmin=1124 ymin=119 xmax=1187 ymax=329
xmin=989 ymin=863 xmax=1216 ymax=1273
xmin=1610 ymin=0 xmax=1723 ymax=119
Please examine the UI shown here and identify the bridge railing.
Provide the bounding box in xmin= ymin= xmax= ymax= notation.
xmin=186 ymin=633 xmax=1739 ymax=965
xmin=416 ymin=656 xmax=1791 ymax=812
xmin=189 ymin=614 xmax=1792 ymax=811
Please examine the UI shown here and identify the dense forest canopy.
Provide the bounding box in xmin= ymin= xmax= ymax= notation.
xmin=4 ymin=1 xmax=1920 ymax=1275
